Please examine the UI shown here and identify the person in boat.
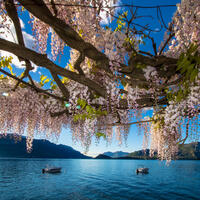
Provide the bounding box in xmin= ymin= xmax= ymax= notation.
xmin=42 ymin=167 xmax=62 ymax=173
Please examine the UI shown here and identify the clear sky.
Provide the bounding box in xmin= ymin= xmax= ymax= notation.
xmin=1 ymin=0 xmax=181 ymax=157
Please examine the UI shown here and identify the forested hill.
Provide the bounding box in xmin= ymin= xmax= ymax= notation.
xmin=0 ymin=134 xmax=90 ymax=159
xmin=178 ymin=142 xmax=200 ymax=159
xmin=124 ymin=142 xmax=200 ymax=160
xmin=98 ymin=142 xmax=200 ymax=160
xmin=95 ymin=154 xmax=112 ymax=159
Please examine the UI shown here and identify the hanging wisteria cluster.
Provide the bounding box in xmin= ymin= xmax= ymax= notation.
xmin=0 ymin=78 xmax=69 ymax=151
xmin=167 ymin=0 xmax=200 ymax=58
xmin=149 ymin=78 xmax=200 ymax=160
xmin=0 ymin=0 xmax=199 ymax=161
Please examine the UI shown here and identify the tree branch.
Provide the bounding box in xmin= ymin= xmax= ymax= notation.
xmin=0 ymin=38 xmax=107 ymax=98
xmin=50 ymin=109 xmax=69 ymax=117
xmin=5 ymin=0 xmax=34 ymax=89
xmin=0 ymin=68 xmax=65 ymax=101
xmin=149 ymin=35 xmax=157 ymax=56
xmin=99 ymin=119 xmax=154 ymax=127
xmin=50 ymin=71 xmax=70 ymax=100
xmin=74 ymin=52 xmax=85 ymax=75
xmin=138 ymin=50 xmax=154 ymax=57
xmin=177 ymin=120 xmax=189 ymax=145
xmin=50 ymin=0 xmax=58 ymax=17
xmin=159 ymin=32 xmax=175 ymax=55
xmin=17 ymin=0 xmax=111 ymax=73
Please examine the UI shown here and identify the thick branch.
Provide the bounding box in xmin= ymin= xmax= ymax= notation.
xmin=5 ymin=0 xmax=24 ymax=48
xmin=5 ymin=0 xmax=34 ymax=88
xmin=50 ymin=109 xmax=69 ymax=117
xmin=74 ymin=52 xmax=85 ymax=75
xmin=5 ymin=0 xmax=33 ymax=69
xmin=17 ymin=0 xmax=111 ymax=73
xmin=50 ymin=71 xmax=70 ymax=100
xmin=50 ymin=0 xmax=58 ymax=17
xmin=0 ymin=38 xmax=107 ymax=98
xmin=125 ymin=54 xmax=178 ymax=81
xmin=99 ymin=119 xmax=154 ymax=127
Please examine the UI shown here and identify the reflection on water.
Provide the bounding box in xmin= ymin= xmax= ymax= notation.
xmin=0 ymin=159 xmax=200 ymax=200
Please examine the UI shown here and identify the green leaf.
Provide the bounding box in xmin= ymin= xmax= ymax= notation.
xmin=190 ymin=68 xmax=198 ymax=82
xmin=0 ymin=56 xmax=13 ymax=71
xmin=77 ymin=98 xmax=87 ymax=109
xmin=86 ymin=105 xmax=92 ymax=113
xmin=96 ymin=132 xmax=106 ymax=139
xmin=73 ymin=114 xmax=80 ymax=122
xmin=123 ymin=11 xmax=128 ymax=17
xmin=44 ymin=78 xmax=50 ymax=84
xmin=40 ymin=75 xmax=47 ymax=82
xmin=0 ymin=74 xmax=5 ymax=79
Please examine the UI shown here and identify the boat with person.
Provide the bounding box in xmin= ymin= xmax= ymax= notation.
xmin=136 ymin=167 xmax=149 ymax=174
xmin=42 ymin=167 xmax=62 ymax=174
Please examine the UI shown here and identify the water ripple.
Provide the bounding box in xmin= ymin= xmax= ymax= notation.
xmin=0 ymin=159 xmax=200 ymax=200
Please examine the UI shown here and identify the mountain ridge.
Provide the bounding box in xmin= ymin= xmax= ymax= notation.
xmin=0 ymin=134 xmax=91 ymax=159
xmin=100 ymin=142 xmax=200 ymax=160
xmin=95 ymin=154 xmax=112 ymax=159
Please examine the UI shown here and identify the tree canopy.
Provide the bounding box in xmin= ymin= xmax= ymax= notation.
xmin=0 ymin=0 xmax=199 ymax=161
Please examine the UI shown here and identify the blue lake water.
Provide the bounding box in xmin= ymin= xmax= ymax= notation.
xmin=0 ymin=159 xmax=200 ymax=200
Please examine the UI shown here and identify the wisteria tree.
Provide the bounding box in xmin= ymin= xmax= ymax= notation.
xmin=0 ymin=0 xmax=199 ymax=161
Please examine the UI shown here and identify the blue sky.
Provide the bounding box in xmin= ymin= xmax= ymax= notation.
xmin=0 ymin=0 xmax=181 ymax=157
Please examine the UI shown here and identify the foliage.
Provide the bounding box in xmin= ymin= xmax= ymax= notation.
xmin=0 ymin=56 xmax=13 ymax=75
xmin=40 ymin=75 xmax=57 ymax=90
xmin=166 ymin=44 xmax=199 ymax=103
xmin=74 ymin=99 xmax=107 ymax=121
xmin=177 ymin=44 xmax=199 ymax=82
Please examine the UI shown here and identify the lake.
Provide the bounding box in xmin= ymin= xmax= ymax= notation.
xmin=0 ymin=159 xmax=200 ymax=200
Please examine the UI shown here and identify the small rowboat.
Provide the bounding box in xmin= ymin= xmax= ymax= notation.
xmin=42 ymin=167 xmax=62 ymax=174
xmin=136 ymin=167 xmax=149 ymax=174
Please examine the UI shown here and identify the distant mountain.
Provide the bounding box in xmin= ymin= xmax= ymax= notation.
xmin=125 ymin=149 xmax=157 ymax=160
xmin=0 ymin=134 xmax=90 ymax=159
xmin=103 ymin=151 xmax=129 ymax=158
xmin=95 ymin=154 xmax=112 ymax=159
xmin=124 ymin=142 xmax=200 ymax=160
xmin=178 ymin=142 xmax=200 ymax=159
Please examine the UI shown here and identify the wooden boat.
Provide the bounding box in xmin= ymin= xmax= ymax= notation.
xmin=42 ymin=167 xmax=62 ymax=174
xmin=136 ymin=167 xmax=149 ymax=174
